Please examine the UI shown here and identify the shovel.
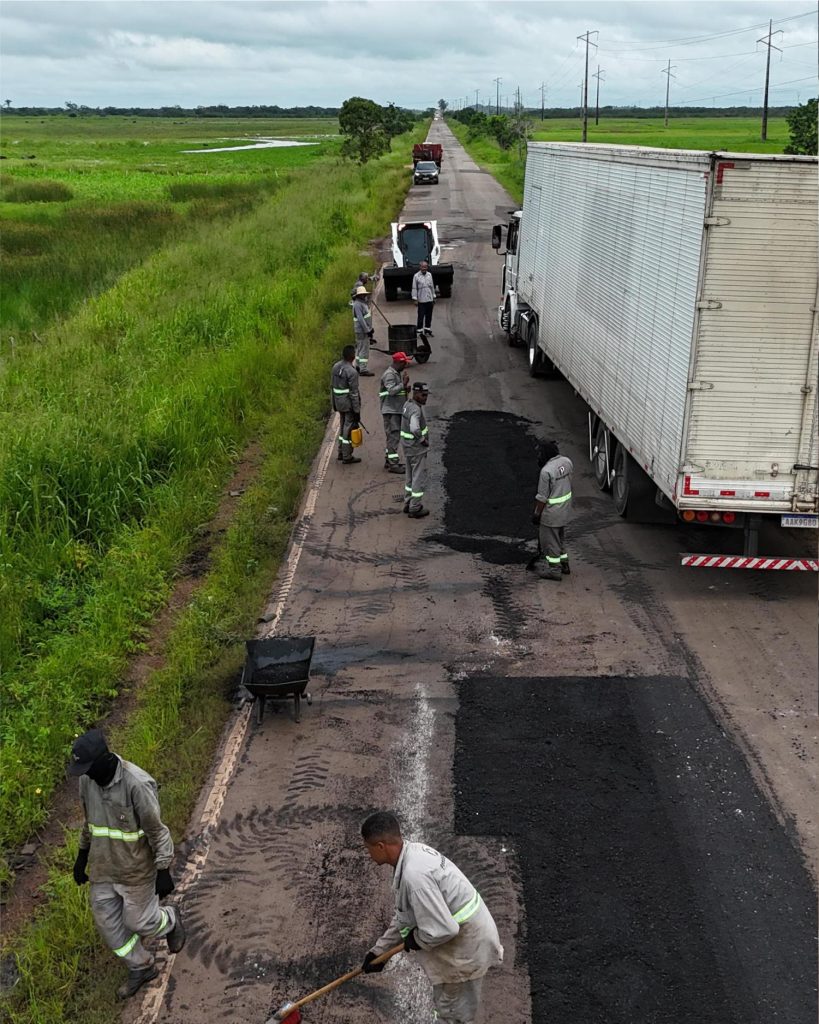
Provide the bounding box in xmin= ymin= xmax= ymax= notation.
xmin=265 ymin=943 xmax=404 ymax=1024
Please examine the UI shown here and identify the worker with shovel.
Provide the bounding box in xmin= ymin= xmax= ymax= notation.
xmin=379 ymin=351 xmax=410 ymax=474
xmin=69 ymin=728 xmax=185 ymax=1000
xmin=351 ymin=285 xmax=375 ymax=376
xmin=361 ymin=811 xmax=503 ymax=1024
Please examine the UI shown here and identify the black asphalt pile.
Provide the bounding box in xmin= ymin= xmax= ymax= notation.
xmin=428 ymin=411 xmax=541 ymax=564
xmin=454 ymin=676 xmax=817 ymax=1024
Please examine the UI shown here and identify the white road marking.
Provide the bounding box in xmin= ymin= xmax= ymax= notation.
xmin=133 ymin=415 xmax=337 ymax=1024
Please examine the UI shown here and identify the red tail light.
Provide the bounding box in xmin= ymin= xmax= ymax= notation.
xmin=722 ymin=511 xmax=736 ymax=524
xmin=695 ymin=510 xmax=709 ymax=522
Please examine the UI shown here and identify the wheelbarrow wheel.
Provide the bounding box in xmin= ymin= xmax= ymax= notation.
xmin=255 ymin=696 xmax=265 ymax=725
xmin=414 ymin=350 xmax=431 ymax=364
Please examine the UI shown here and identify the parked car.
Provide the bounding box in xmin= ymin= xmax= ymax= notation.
xmin=413 ymin=160 xmax=439 ymax=185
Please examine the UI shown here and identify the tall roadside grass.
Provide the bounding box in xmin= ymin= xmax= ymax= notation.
xmin=0 ymin=127 xmax=424 ymax=883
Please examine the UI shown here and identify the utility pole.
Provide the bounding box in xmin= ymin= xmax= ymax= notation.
xmin=540 ymin=82 xmax=546 ymax=120
xmin=757 ymin=19 xmax=783 ymax=141
xmin=592 ymin=66 xmax=605 ymax=125
xmin=576 ymin=29 xmax=598 ymax=143
xmin=474 ymin=88 xmax=479 ymax=111
xmin=494 ymin=77 xmax=502 ymax=115
xmin=515 ymin=86 xmax=521 ymax=115
xmin=661 ymin=59 xmax=677 ymax=127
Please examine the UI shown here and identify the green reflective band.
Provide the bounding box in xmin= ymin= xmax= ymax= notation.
xmin=547 ymin=492 xmax=572 ymax=505
xmin=560 ymin=554 xmax=569 ymax=561
xmin=387 ymin=453 xmax=399 ymax=460
xmin=400 ymin=431 xmax=414 ymax=440
xmin=340 ymin=438 xmax=352 ymax=446
xmin=88 ymin=823 xmax=145 ymax=842
xmin=452 ymin=890 xmax=481 ymax=924
xmin=421 ymin=426 xmax=429 ymax=436
xmin=379 ymin=390 xmax=389 ymax=398
xmin=399 ymin=927 xmax=411 ymax=938
xmin=546 ymin=556 xmax=562 ymax=564
xmin=153 ymin=909 xmax=169 ymax=936
xmin=333 ymin=388 xmax=350 ymax=395
xmin=114 ymin=933 xmax=140 ymax=958
xmin=405 ymin=485 xmax=412 ymax=493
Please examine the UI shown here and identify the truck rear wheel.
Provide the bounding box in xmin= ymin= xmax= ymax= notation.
xmin=611 ymin=445 xmax=660 ymax=521
xmin=592 ymin=420 xmax=611 ymax=492
xmin=525 ymin=318 xmax=545 ymax=376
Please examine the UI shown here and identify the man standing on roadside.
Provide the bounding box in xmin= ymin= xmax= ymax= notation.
xmin=401 ymin=381 xmax=431 ymax=518
xmin=532 ymin=440 xmax=573 ymax=580
xmin=352 ymin=285 xmax=375 ymax=376
xmin=379 ymin=351 xmax=410 ymax=474
xmin=411 ymin=260 xmax=436 ymax=338
xmin=69 ymin=729 xmax=185 ymax=1000
xmin=350 ymin=270 xmax=377 ymax=301
xmin=331 ymin=344 xmax=362 ymax=465
xmin=361 ymin=810 xmax=503 ymax=1024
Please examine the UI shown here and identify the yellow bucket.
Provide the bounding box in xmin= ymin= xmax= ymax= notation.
xmin=350 ymin=426 xmax=363 ymax=448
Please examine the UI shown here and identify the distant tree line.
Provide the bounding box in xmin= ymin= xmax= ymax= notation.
xmin=452 ymin=103 xmax=800 ymax=120
xmin=1 ymin=102 xmax=346 ymax=118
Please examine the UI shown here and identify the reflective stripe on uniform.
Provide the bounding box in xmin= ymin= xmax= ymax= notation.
xmin=333 ymin=388 xmax=350 ymax=395
xmin=114 ymin=933 xmax=140 ymax=958
xmin=88 ymin=823 xmax=146 ymax=842
xmin=545 ymin=555 xmax=562 ymax=565
xmin=153 ymin=909 xmax=169 ymax=936
xmin=547 ymin=491 xmax=572 ymax=505
xmin=411 ymin=491 xmax=424 ymax=498
xmin=387 ymin=452 xmax=399 ymax=460
xmin=421 ymin=426 xmax=429 ymax=437
xmin=400 ymin=926 xmax=411 ymax=938
xmin=452 ymin=890 xmax=482 ymax=924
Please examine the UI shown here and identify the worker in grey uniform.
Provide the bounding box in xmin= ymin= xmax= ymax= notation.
xmin=351 ymin=285 xmax=375 ymax=376
xmin=411 ymin=259 xmax=436 ymax=336
xmin=350 ymin=270 xmax=377 ymax=300
xmin=361 ymin=810 xmax=503 ymax=1024
xmin=331 ymin=344 xmax=362 ymax=464
xmin=400 ymin=381 xmax=430 ymax=518
xmin=69 ymin=728 xmax=185 ymax=1000
xmin=532 ymin=440 xmax=573 ymax=580
xmin=379 ymin=351 xmax=410 ymax=474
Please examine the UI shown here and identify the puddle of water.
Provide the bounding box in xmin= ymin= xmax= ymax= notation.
xmin=182 ymin=138 xmax=319 ymax=154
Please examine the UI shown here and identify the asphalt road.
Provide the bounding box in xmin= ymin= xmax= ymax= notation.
xmin=132 ymin=119 xmax=817 ymax=1024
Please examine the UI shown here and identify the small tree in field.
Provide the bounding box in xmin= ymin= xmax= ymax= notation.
xmin=438 ymin=98 xmax=448 ymax=113
xmin=339 ymin=97 xmax=390 ymax=164
xmin=784 ymin=97 xmax=818 ymax=155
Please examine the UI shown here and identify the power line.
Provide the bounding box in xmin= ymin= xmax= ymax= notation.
xmin=673 ymin=74 xmax=815 ymax=106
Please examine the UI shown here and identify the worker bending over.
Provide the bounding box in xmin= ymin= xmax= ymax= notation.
xmin=361 ymin=811 xmax=502 ymax=1024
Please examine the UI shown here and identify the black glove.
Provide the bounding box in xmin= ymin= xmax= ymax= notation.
xmin=362 ymin=951 xmax=385 ymax=974
xmin=531 ymin=513 xmax=541 ymax=526
xmin=403 ymin=929 xmax=422 ymax=952
xmin=73 ymin=848 xmax=89 ymax=885
xmin=368 ymin=330 xmax=374 ymax=339
xmin=155 ymin=868 xmax=175 ymax=898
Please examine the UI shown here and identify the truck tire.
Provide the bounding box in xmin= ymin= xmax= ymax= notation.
xmin=525 ymin=318 xmax=545 ymax=376
xmin=384 ymin=282 xmax=398 ymax=302
xmin=611 ymin=445 xmax=660 ymax=521
xmin=592 ymin=420 xmax=611 ymax=492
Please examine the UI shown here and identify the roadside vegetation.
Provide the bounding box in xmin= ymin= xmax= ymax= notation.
xmin=1 ymin=110 xmax=425 ymax=1022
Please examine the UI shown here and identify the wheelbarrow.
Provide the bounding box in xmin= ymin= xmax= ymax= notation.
xmin=240 ymin=636 xmax=315 ymax=724
xmin=371 ymin=298 xmax=431 ymax=364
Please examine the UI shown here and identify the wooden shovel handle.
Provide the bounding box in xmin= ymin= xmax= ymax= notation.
xmin=291 ymin=942 xmax=404 ymax=1011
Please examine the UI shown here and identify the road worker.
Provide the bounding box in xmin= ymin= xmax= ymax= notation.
xmin=379 ymin=352 xmax=410 ymax=474
xmin=411 ymin=260 xmax=436 ymax=337
xmin=352 ymin=285 xmax=375 ymax=376
xmin=69 ymin=728 xmax=185 ymax=1000
xmin=532 ymin=440 xmax=573 ymax=580
xmin=401 ymin=381 xmax=430 ymax=518
xmin=350 ymin=270 xmax=377 ymax=301
xmin=361 ymin=810 xmax=503 ymax=1024
xmin=331 ymin=345 xmax=362 ymax=465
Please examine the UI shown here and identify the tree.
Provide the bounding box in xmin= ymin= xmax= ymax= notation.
xmin=438 ymin=98 xmax=449 ymax=113
xmin=339 ymin=96 xmax=390 ymax=164
xmin=382 ymin=102 xmax=415 ymax=140
xmin=3 ymin=100 xmax=10 ymax=110
xmin=784 ymin=97 xmax=817 ymax=155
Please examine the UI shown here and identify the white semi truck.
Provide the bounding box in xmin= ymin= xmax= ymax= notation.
xmin=493 ymin=143 xmax=818 ymax=570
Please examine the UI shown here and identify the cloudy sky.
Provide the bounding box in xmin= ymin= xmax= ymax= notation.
xmin=1 ymin=1 xmax=816 ymax=110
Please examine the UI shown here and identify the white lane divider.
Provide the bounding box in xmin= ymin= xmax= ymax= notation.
xmin=133 ymin=416 xmax=337 ymax=1024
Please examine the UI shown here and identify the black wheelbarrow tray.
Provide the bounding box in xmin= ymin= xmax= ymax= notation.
xmin=240 ymin=636 xmax=315 ymax=723
xmin=388 ymin=324 xmax=431 ymax=364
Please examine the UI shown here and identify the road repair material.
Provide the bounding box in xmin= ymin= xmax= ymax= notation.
xmin=265 ymin=944 xmax=403 ymax=1024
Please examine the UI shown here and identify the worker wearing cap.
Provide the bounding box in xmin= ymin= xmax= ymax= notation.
xmin=401 ymin=381 xmax=430 ymax=518
xmin=69 ymin=729 xmax=185 ymax=1000
xmin=532 ymin=440 xmax=573 ymax=580
xmin=352 ymin=285 xmax=375 ymax=376
xmin=331 ymin=345 xmax=362 ymax=465
xmin=361 ymin=811 xmax=503 ymax=1024
xmin=379 ymin=352 xmax=410 ymax=474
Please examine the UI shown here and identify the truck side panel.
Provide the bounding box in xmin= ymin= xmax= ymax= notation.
xmin=520 ymin=146 xmax=708 ymax=498
xmin=684 ymin=159 xmax=818 ymax=510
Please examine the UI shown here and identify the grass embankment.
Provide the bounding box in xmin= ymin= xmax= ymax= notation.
xmin=2 ymin=120 xmax=425 ymax=1022
xmin=0 ymin=115 xmax=338 ymax=338
xmin=448 ymin=115 xmax=789 ymax=204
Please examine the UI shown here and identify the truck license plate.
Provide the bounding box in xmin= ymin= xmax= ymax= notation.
xmin=781 ymin=514 xmax=818 ymax=528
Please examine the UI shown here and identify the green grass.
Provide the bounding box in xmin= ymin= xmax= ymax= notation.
xmin=449 ymin=115 xmax=790 ymax=204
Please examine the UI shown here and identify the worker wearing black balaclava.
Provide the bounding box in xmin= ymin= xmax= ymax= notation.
xmin=69 ymin=728 xmax=187 ymax=1000
xmin=532 ymin=440 xmax=574 ymax=580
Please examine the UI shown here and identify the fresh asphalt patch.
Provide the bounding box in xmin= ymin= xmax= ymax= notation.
xmin=427 ymin=411 xmax=543 ymax=563
xmin=454 ymin=675 xmax=817 ymax=1024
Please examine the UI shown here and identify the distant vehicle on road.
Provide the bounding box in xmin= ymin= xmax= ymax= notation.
xmin=383 ymin=220 xmax=453 ymax=301
xmin=493 ymin=142 xmax=819 ymax=569
xmin=414 ymin=160 xmax=440 ymax=185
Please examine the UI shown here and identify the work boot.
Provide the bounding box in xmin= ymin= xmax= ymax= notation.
xmin=424 ymin=329 xmax=434 ymax=337
xmin=337 ymin=448 xmax=344 ymax=461
xmin=166 ymin=907 xmax=186 ymax=954
xmin=388 ymin=464 xmax=406 ymax=474
xmin=408 ymin=507 xmax=430 ymax=519
xmin=535 ymin=562 xmax=562 ymax=581
xmin=342 ymin=456 xmax=362 ymax=465
xmin=116 ymin=964 xmax=158 ymax=1001
xmin=561 ymin=560 xmax=571 ymax=575
xmin=403 ymin=501 xmax=411 ymax=514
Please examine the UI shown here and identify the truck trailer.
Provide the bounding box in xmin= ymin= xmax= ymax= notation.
xmin=493 ymin=143 xmax=818 ymax=569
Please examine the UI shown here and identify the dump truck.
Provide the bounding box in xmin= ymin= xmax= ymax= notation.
xmin=492 ymin=143 xmax=818 ymax=569
xmin=383 ymin=220 xmax=454 ymax=301
xmin=413 ymin=143 xmax=443 ymax=169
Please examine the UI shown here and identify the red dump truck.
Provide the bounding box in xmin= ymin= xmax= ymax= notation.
xmin=412 ymin=143 xmax=443 ymax=169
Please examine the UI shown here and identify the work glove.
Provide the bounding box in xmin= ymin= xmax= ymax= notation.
xmin=531 ymin=513 xmax=541 ymax=526
xmin=155 ymin=868 xmax=175 ymax=898
xmin=403 ymin=929 xmax=422 ymax=952
xmin=368 ymin=330 xmax=374 ymax=339
xmin=362 ymin=951 xmax=385 ymax=974
xmin=72 ymin=848 xmax=89 ymax=886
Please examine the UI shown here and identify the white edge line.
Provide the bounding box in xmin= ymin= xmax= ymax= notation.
xmin=133 ymin=413 xmax=338 ymax=1023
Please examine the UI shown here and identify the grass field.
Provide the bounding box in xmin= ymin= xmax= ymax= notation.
xmin=449 ymin=115 xmax=790 ymax=202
